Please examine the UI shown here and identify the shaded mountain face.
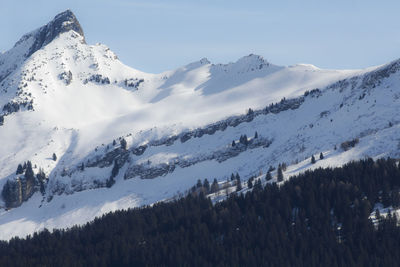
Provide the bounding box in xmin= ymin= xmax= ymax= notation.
xmin=0 ymin=10 xmax=400 ymax=240
xmin=0 ymin=10 xmax=84 ymax=84
xmin=25 ymin=9 xmax=85 ymax=58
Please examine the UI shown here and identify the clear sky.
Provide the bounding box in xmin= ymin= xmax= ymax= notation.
xmin=1 ymin=0 xmax=399 ymax=73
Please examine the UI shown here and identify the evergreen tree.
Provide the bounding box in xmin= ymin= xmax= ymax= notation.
xmin=16 ymin=164 xmax=23 ymax=175
xmin=281 ymin=162 xmax=287 ymax=171
xmin=254 ymin=131 xmax=258 ymax=139
xmin=52 ymin=153 xmax=57 ymax=161
xmin=232 ymin=140 xmax=236 ymax=147
xmin=107 ymin=160 xmax=119 ymax=188
xmin=211 ymin=179 xmax=219 ymax=193
xmin=265 ymin=171 xmax=272 ymax=181
xmin=277 ymin=165 xmax=284 ymax=182
xmin=268 ymin=165 xmax=275 ymax=172
xmin=320 ymin=152 xmax=324 ymax=160
xmin=236 ymin=174 xmax=242 ymax=191
xmin=80 ymin=163 xmax=85 ymax=171
xmin=36 ymin=169 xmax=46 ymax=195
xmin=239 ymin=135 xmax=248 ymax=145
xmin=2 ymin=180 xmax=18 ymax=207
xmin=311 ymin=155 xmax=316 ymax=164
xmin=230 ymin=173 xmax=235 ymax=181
xmin=25 ymin=161 xmax=34 ymax=180
xmin=247 ymin=178 xmax=253 ymax=189
xmin=120 ymin=138 xmax=127 ymax=150
xmin=203 ymin=179 xmax=210 ymax=193
xmin=253 ymin=179 xmax=262 ymax=192
xmin=113 ymin=139 xmax=116 ymax=146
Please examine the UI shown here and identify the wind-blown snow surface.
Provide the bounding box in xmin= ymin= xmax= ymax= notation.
xmin=0 ymin=10 xmax=399 ymax=239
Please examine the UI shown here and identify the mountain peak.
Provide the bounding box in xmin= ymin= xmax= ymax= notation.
xmin=21 ymin=9 xmax=85 ymax=58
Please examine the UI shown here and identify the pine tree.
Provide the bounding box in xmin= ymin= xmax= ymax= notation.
xmin=230 ymin=173 xmax=235 ymax=181
xmin=232 ymin=140 xmax=236 ymax=147
xmin=211 ymin=179 xmax=219 ymax=193
xmin=16 ymin=164 xmax=23 ymax=175
xmin=111 ymin=160 xmax=119 ymax=178
xmin=281 ymin=162 xmax=287 ymax=171
xmin=52 ymin=153 xmax=57 ymax=161
xmin=113 ymin=139 xmax=116 ymax=146
xmin=311 ymin=155 xmax=316 ymax=164
xmin=120 ymin=138 xmax=127 ymax=150
xmin=36 ymin=168 xmax=46 ymax=195
xmin=203 ymin=179 xmax=210 ymax=193
xmin=254 ymin=179 xmax=262 ymax=192
xmin=247 ymin=179 xmax=253 ymax=189
xmin=254 ymin=131 xmax=258 ymax=139
xmin=236 ymin=174 xmax=242 ymax=191
xmin=319 ymin=152 xmax=324 ymax=160
xmin=239 ymin=134 xmax=248 ymax=145
xmin=277 ymin=165 xmax=284 ymax=182
xmin=268 ymin=165 xmax=275 ymax=172
xmin=25 ymin=161 xmax=34 ymax=180
xmin=265 ymin=171 xmax=272 ymax=181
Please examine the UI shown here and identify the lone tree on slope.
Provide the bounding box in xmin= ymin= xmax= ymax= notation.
xmin=311 ymin=155 xmax=316 ymax=164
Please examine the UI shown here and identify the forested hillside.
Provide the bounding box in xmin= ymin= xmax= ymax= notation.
xmin=0 ymin=158 xmax=400 ymax=266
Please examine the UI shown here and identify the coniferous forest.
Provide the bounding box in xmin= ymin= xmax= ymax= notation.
xmin=1 ymin=158 xmax=400 ymax=266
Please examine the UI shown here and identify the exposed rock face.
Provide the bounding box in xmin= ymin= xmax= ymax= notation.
xmin=124 ymin=137 xmax=273 ymax=180
xmin=25 ymin=10 xmax=85 ymax=58
xmin=0 ymin=10 xmax=84 ymax=85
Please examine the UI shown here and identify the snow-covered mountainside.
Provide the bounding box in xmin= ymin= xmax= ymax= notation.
xmin=0 ymin=10 xmax=399 ymax=239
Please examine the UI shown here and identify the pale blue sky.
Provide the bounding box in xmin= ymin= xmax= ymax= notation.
xmin=1 ymin=0 xmax=399 ymax=73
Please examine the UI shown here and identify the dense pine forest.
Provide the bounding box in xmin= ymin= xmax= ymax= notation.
xmin=1 ymin=158 xmax=400 ymax=266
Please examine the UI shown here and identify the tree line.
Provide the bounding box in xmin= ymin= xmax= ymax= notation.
xmin=0 ymin=158 xmax=400 ymax=266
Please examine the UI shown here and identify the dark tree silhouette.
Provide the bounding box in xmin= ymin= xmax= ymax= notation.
xmin=311 ymin=155 xmax=316 ymax=164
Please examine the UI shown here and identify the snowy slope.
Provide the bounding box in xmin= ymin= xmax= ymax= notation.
xmin=0 ymin=10 xmax=399 ymax=239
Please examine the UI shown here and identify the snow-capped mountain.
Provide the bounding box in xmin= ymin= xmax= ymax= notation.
xmin=0 ymin=10 xmax=399 ymax=239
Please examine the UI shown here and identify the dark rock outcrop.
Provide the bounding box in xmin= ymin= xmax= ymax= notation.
xmin=24 ymin=10 xmax=85 ymax=58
